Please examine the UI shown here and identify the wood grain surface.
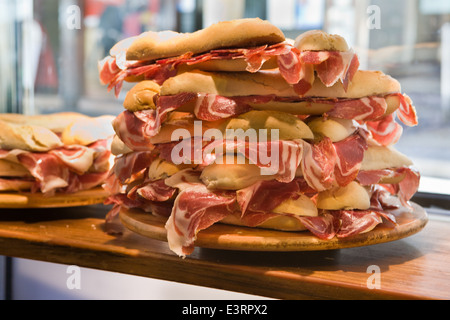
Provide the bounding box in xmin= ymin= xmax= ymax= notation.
xmin=0 ymin=187 xmax=109 ymax=209
xmin=0 ymin=204 xmax=448 ymax=300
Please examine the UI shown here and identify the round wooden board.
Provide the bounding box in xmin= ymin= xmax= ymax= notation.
xmin=0 ymin=187 xmax=109 ymax=209
xmin=119 ymin=202 xmax=428 ymax=252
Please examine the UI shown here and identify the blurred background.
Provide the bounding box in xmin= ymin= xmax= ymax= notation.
xmin=0 ymin=0 xmax=449 ymax=299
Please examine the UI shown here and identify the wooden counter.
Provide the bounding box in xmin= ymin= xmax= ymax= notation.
xmin=0 ymin=204 xmax=449 ymax=300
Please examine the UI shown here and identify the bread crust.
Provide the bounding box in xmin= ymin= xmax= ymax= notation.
xmin=179 ymin=56 xmax=279 ymax=73
xmin=127 ymin=18 xmax=285 ymax=61
xmin=316 ymin=181 xmax=371 ymax=210
xmin=295 ymin=30 xmax=349 ymax=52
xmin=161 ymin=70 xmax=401 ymax=99
xmin=0 ymin=120 xmax=63 ymax=152
xmin=220 ymin=214 xmax=308 ymax=232
xmin=361 ymin=146 xmax=413 ymax=171
xmin=0 ymin=113 xmax=115 ymax=152
xmin=61 ymin=115 xmax=115 ymax=146
xmin=0 ymin=112 xmax=89 ymax=133
xmin=123 ymin=81 xmax=160 ymax=112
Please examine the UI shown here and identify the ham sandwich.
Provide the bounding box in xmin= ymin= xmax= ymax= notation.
xmin=100 ymin=19 xmax=420 ymax=257
xmin=0 ymin=113 xmax=114 ymax=196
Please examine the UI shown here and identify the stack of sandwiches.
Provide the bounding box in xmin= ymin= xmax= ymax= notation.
xmin=101 ymin=18 xmax=420 ymax=257
xmin=0 ymin=112 xmax=114 ymax=197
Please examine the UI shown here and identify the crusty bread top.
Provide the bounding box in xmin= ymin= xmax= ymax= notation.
xmin=126 ymin=18 xmax=285 ymax=61
xmin=0 ymin=112 xmax=89 ymax=133
xmin=124 ymin=81 xmax=160 ymax=111
xmin=0 ymin=113 xmax=115 ymax=152
xmin=160 ymin=69 xmax=401 ymax=99
xmin=294 ymin=30 xmax=349 ymax=52
xmin=0 ymin=120 xmax=63 ymax=152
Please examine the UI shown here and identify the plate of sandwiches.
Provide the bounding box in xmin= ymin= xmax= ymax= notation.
xmin=0 ymin=112 xmax=115 ymax=208
xmin=99 ymin=18 xmax=427 ymax=257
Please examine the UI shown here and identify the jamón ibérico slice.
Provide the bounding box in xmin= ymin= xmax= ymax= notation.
xmin=64 ymin=171 xmax=110 ymax=194
xmin=394 ymin=93 xmax=418 ymax=127
xmin=278 ymin=47 xmax=303 ymax=84
xmin=113 ymin=151 xmax=155 ymax=184
xmin=283 ymin=50 xmax=359 ymax=95
xmin=326 ymin=96 xmax=387 ymax=121
xmin=129 ymin=179 xmax=177 ymax=202
xmin=301 ymin=137 xmax=337 ymax=192
xmin=312 ymin=52 xmax=345 ymax=87
xmin=165 ymin=184 xmax=236 ymax=257
xmin=331 ymin=210 xmax=383 ymax=238
xmin=366 ymin=113 xmax=403 ymax=146
xmin=236 ymin=179 xmax=301 ymax=216
xmin=357 ymin=169 xmax=398 ymax=186
xmin=298 ymin=213 xmax=340 ymax=240
xmin=98 ymin=56 xmax=121 ymax=86
xmin=396 ymin=167 xmax=421 ymax=209
xmin=193 ymin=94 xmax=252 ymax=121
xmin=113 ymin=110 xmax=157 ymax=151
xmin=16 ymin=153 xmax=70 ymax=194
xmin=333 ymin=129 xmax=368 ymax=187
xmin=292 ymin=64 xmax=315 ymax=96
xmin=341 ymin=53 xmax=360 ymax=91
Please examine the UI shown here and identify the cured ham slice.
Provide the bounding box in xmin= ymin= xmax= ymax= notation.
xmin=395 ymin=93 xmax=418 ymax=127
xmin=366 ymin=113 xmax=403 ymax=146
xmin=333 ymin=129 xmax=368 ymax=187
xmin=301 ymin=138 xmax=337 ymax=192
xmin=165 ymin=183 xmax=236 ymax=257
xmin=332 ymin=210 xmax=383 ymax=238
xmin=16 ymin=152 xmax=70 ymax=194
xmin=236 ymin=179 xmax=302 ymax=216
xmin=326 ymin=96 xmax=387 ymax=122
xmin=113 ymin=110 xmax=159 ymax=151
xmin=128 ymin=179 xmax=176 ymax=202
xmin=113 ymin=151 xmax=155 ymax=184
xmin=298 ymin=213 xmax=339 ymax=240
xmin=279 ymin=49 xmax=360 ymax=95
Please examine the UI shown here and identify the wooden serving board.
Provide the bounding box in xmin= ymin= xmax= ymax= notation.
xmin=0 ymin=187 xmax=109 ymax=209
xmin=119 ymin=202 xmax=428 ymax=252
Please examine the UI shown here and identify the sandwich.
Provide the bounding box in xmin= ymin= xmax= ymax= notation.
xmin=98 ymin=18 xmax=361 ymax=99
xmin=100 ymin=19 xmax=420 ymax=258
xmin=0 ymin=112 xmax=115 ymax=196
xmin=280 ymin=30 xmax=360 ymax=95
